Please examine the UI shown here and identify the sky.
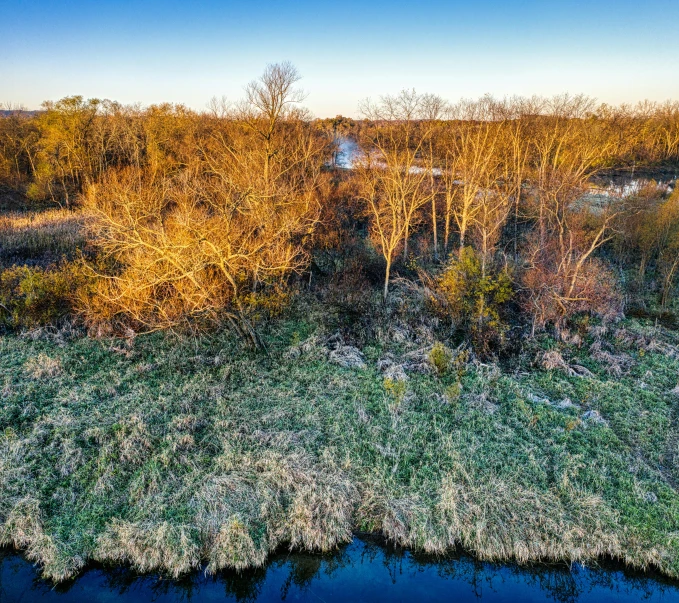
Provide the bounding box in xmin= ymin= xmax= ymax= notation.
xmin=2 ymin=0 xmax=678 ymax=117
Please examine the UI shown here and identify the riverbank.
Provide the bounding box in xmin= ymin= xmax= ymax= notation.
xmin=5 ymin=536 xmax=679 ymax=602
xmin=2 ymin=295 xmax=679 ymax=582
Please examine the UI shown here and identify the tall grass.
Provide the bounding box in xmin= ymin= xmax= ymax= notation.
xmin=0 ymin=208 xmax=88 ymax=267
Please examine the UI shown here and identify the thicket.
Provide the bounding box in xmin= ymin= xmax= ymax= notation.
xmin=1 ymin=64 xmax=679 ymax=353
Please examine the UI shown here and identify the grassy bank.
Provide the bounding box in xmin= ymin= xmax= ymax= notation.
xmin=2 ymin=296 xmax=679 ymax=581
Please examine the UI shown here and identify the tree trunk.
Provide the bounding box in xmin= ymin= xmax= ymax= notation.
xmin=431 ymin=195 xmax=438 ymax=261
xmin=383 ymin=258 xmax=391 ymax=302
xmin=403 ymin=224 xmax=409 ymax=261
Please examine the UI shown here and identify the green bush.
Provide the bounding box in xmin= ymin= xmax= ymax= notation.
xmin=433 ymin=247 xmax=513 ymax=355
xmin=428 ymin=341 xmax=453 ymax=375
xmin=0 ymin=262 xmax=90 ymax=329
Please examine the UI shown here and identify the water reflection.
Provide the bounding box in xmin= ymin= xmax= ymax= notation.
xmin=3 ymin=537 xmax=679 ymax=602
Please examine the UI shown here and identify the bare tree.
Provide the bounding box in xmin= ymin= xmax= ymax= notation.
xmin=444 ymin=97 xmax=504 ymax=253
xmin=521 ymin=96 xmax=622 ymax=332
xmin=81 ymin=64 xmax=326 ymax=341
xmin=421 ymin=93 xmax=447 ymax=261
xmin=357 ymin=90 xmax=436 ymax=300
xmin=241 ymin=61 xmax=307 ymax=185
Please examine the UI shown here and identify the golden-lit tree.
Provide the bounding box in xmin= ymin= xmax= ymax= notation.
xmin=420 ymin=93 xmax=447 ymax=260
xmin=81 ymin=64 xmax=327 ymax=340
xmin=357 ymin=90 xmax=436 ymax=300
xmin=443 ymin=98 xmax=504 ymax=254
xmin=520 ymin=96 xmax=623 ymax=332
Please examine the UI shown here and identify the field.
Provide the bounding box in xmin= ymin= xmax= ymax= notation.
xmin=3 ymin=290 xmax=679 ymax=581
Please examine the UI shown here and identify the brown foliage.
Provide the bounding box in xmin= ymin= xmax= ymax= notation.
xmin=3 ymin=78 xmax=679 ymax=344
xmin=80 ymin=163 xmax=320 ymax=337
xmin=74 ymin=64 xmax=328 ymax=339
xmin=521 ymin=235 xmax=621 ymax=333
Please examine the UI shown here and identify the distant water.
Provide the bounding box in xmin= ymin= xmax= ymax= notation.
xmin=588 ymin=171 xmax=676 ymax=197
xmin=3 ymin=538 xmax=679 ymax=602
xmin=335 ymin=137 xmax=360 ymax=169
xmin=334 ymin=137 xmax=677 ymax=198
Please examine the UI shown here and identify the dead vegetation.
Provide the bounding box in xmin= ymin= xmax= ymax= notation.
xmin=2 ymin=77 xmax=679 ymax=341
xmin=0 ymin=209 xmax=88 ymax=267
xmin=23 ymin=352 xmax=63 ymax=379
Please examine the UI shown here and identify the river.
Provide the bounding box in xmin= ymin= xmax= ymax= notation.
xmin=3 ymin=537 xmax=679 ymax=602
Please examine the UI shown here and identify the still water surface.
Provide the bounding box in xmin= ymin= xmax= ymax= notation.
xmin=3 ymin=537 xmax=679 ymax=602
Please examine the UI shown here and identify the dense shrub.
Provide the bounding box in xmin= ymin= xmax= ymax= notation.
xmin=0 ymin=262 xmax=91 ymax=329
xmin=521 ymin=248 xmax=622 ymax=334
xmin=430 ymin=247 xmax=513 ymax=355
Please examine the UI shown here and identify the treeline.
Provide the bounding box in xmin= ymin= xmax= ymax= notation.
xmin=2 ymin=88 xmax=678 ymax=204
xmin=1 ymin=63 xmax=678 ymax=351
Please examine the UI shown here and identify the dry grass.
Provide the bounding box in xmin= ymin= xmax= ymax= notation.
xmin=23 ymin=353 xmax=63 ymax=379
xmin=0 ymin=208 xmax=88 ymax=267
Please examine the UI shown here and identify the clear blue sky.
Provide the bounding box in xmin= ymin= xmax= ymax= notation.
xmin=2 ymin=0 xmax=678 ymax=117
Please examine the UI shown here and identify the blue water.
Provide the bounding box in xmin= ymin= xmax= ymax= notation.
xmin=3 ymin=538 xmax=679 ymax=602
